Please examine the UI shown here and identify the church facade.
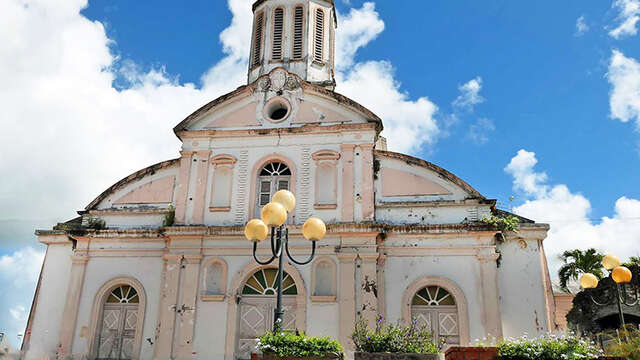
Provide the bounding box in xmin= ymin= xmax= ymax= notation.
xmin=23 ymin=0 xmax=557 ymax=359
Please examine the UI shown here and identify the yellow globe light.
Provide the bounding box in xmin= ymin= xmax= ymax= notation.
xmin=261 ymin=202 xmax=287 ymax=227
xmin=612 ymin=266 xmax=633 ymax=284
xmin=302 ymin=217 xmax=326 ymax=241
xmin=244 ymin=219 xmax=269 ymax=243
xmin=272 ymin=190 xmax=296 ymax=213
xmin=580 ymin=273 xmax=599 ymax=289
xmin=602 ymin=254 xmax=622 ymax=271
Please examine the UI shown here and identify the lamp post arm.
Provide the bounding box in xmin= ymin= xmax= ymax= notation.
xmin=619 ymin=283 xmax=639 ymax=307
xmin=252 ymin=242 xmax=277 ymax=265
xmin=285 ymin=237 xmax=317 ymax=266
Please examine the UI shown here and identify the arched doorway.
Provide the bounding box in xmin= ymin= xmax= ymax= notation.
xmin=411 ymin=285 xmax=460 ymax=346
xmin=236 ymin=268 xmax=299 ymax=359
xmin=96 ymin=285 xmax=140 ymax=359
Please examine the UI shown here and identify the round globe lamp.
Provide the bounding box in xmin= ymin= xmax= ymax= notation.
xmin=602 ymin=254 xmax=622 ymax=271
xmin=580 ymin=273 xmax=599 ymax=289
xmin=261 ymin=202 xmax=287 ymax=227
xmin=302 ymin=217 xmax=326 ymax=241
xmin=612 ymin=266 xmax=633 ymax=284
xmin=245 ymin=219 xmax=269 ymax=242
xmin=273 ymin=190 xmax=296 ymax=213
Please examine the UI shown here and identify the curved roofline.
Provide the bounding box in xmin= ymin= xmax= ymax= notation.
xmin=173 ymin=69 xmax=383 ymax=137
xmin=374 ymin=150 xmax=488 ymax=200
xmin=85 ymin=158 xmax=180 ymax=211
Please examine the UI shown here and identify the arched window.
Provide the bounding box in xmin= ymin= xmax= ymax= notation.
xmin=256 ymin=162 xmax=291 ymax=215
xmin=411 ymin=286 xmax=460 ymax=345
xmin=292 ymin=5 xmax=304 ymax=60
xmin=311 ymin=257 xmax=337 ymax=301
xmin=252 ymin=12 xmax=265 ymax=67
xmin=313 ymin=9 xmax=325 ymax=62
xmin=202 ymin=257 xmax=227 ymax=301
xmin=242 ymin=268 xmax=298 ymax=295
xmin=272 ymin=8 xmax=284 ymax=61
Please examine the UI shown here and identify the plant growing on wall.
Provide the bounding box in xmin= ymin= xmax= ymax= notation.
xmin=86 ymin=217 xmax=106 ymax=230
xmin=257 ymin=331 xmax=343 ymax=359
xmin=482 ymin=214 xmax=519 ymax=242
xmin=163 ymin=205 xmax=175 ymax=227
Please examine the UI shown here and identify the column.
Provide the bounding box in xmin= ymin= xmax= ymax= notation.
xmin=340 ymin=145 xmax=355 ymax=222
xmin=477 ymin=252 xmax=503 ymax=338
xmin=337 ymin=253 xmax=356 ymax=353
xmin=153 ymin=254 xmax=183 ymax=360
xmin=175 ymin=254 xmax=203 ymax=360
xmin=191 ymin=151 xmax=211 ymax=225
xmin=58 ymin=254 xmax=89 ymax=358
xmin=359 ymin=144 xmax=375 ymax=221
xmin=359 ymin=254 xmax=379 ymax=329
xmin=175 ymin=152 xmax=194 ymax=224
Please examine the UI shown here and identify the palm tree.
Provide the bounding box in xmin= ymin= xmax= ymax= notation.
xmin=558 ymin=248 xmax=604 ymax=292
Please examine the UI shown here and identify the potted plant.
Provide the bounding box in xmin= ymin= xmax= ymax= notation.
xmin=351 ymin=315 xmax=440 ymax=360
xmin=256 ymin=331 xmax=344 ymax=360
xmin=496 ymin=333 xmax=606 ymax=360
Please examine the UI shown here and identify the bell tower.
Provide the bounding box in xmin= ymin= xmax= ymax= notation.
xmin=248 ymin=0 xmax=337 ymax=90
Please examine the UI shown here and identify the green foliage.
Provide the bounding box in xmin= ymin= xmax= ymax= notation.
xmin=558 ymin=248 xmax=604 ymax=292
xmin=257 ymin=332 xmax=343 ymax=358
xmin=497 ymin=334 xmax=603 ymax=360
xmin=86 ymin=217 xmax=106 ymax=230
xmin=623 ymin=256 xmax=640 ymax=267
xmin=351 ymin=315 xmax=439 ymax=354
xmin=163 ymin=205 xmax=175 ymax=227
xmin=603 ymin=326 xmax=640 ymax=360
xmin=482 ymin=215 xmax=519 ymax=242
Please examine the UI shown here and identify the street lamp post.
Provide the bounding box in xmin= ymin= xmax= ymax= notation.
xmin=580 ymin=254 xmax=638 ymax=328
xmin=244 ymin=190 xmax=326 ymax=332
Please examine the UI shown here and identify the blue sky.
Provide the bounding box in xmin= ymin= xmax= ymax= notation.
xmin=1 ymin=0 xmax=640 ymax=348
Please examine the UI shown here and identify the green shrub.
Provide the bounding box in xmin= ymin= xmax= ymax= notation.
xmin=257 ymin=331 xmax=343 ymax=358
xmin=604 ymin=326 xmax=640 ymax=360
xmin=351 ymin=315 xmax=439 ymax=354
xmin=497 ymin=334 xmax=603 ymax=360
xmin=86 ymin=217 xmax=106 ymax=230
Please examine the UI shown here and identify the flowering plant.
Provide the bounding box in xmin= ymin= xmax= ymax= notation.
xmin=351 ymin=315 xmax=439 ymax=354
xmin=256 ymin=331 xmax=343 ymax=358
xmin=497 ymin=333 xmax=603 ymax=360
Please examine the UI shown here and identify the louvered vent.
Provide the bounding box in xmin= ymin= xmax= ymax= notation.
xmin=272 ymin=8 xmax=284 ymax=61
xmin=252 ymin=12 xmax=264 ymax=67
xmin=293 ymin=6 xmax=304 ymax=60
xmin=314 ymin=9 xmax=324 ymax=62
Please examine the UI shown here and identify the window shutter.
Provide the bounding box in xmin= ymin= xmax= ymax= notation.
xmin=252 ymin=12 xmax=264 ymax=67
xmin=293 ymin=6 xmax=304 ymax=60
xmin=272 ymin=8 xmax=284 ymax=60
xmin=314 ymin=9 xmax=324 ymax=62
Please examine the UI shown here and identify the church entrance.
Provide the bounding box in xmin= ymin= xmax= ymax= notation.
xmin=236 ymin=268 xmax=299 ymax=360
xmin=411 ymin=285 xmax=460 ymax=347
xmin=96 ymin=285 xmax=140 ymax=360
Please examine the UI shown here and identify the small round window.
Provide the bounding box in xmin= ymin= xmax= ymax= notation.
xmin=264 ymin=97 xmax=291 ymax=123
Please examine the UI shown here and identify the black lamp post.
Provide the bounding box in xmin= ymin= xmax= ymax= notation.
xmin=244 ymin=190 xmax=326 ymax=332
xmin=581 ymin=254 xmax=637 ymax=328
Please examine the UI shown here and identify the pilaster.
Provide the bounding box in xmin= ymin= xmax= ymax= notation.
xmin=175 ymin=151 xmax=195 ymax=224
xmin=337 ymin=253 xmax=357 ymax=353
xmin=191 ymin=151 xmax=211 ymax=225
xmin=58 ymin=253 xmax=89 ymax=359
xmin=359 ymin=144 xmax=375 ymax=221
xmin=153 ymin=254 xmax=183 ymax=360
xmin=359 ymin=253 xmax=379 ymax=329
xmin=477 ymin=251 xmax=503 ymax=338
xmin=175 ymin=254 xmax=203 ymax=360
xmin=340 ymin=145 xmax=355 ymax=222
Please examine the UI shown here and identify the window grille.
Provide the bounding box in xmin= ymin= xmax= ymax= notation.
xmin=293 ymin=6 xmax=304 ymax=60
xmin=272 ymin=8 xmax=284 ymax=60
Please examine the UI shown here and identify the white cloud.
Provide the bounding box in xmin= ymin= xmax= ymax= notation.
xmin=609 ymin=0 xmax=640 ymax=39
xmin=575 ymin=15 xmax=589 ymax=36
xmin=334 ymin=3 xmax=439 ymax=154
xmin=505 ymin=150 xmax=640 ymax=280
xmin=467 ymin=118 xmax=495 ymax=145
xmin=0 ymin=247 xmax=44 ymax=345
xmin=607 ymin=50 xmax=640 ymax=128
xmin=453 ymin=77 xmax=484 ymax=111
